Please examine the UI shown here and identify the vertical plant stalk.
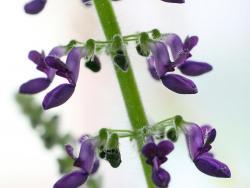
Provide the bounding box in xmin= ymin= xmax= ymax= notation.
xmin=92 ymin=0 xmax=154 ymax=187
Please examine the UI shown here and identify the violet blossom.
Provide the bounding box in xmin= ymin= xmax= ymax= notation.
xmin=183 ymin=123 xmax=231 ymax=178
xmin=142 ymin=139 xmax=174 ymax=188
xmin=43 ymin=47 xmax=86 ymax=109
xmin=54 ymin=138 xmax=99 ymax=188
xmin=147 ymin=34 xmax=212 ymax=94
xmin=19 ymin=46 xmax=66 ymax=94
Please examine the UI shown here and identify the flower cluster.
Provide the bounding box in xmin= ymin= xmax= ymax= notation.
xmin=142 ymin=139 xmax=174 ymax=187
xmin=143 ymin=34 xmax=212 ymax=94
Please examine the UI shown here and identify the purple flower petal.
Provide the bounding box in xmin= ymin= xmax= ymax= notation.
xmin=161 ymin=0 xmax=185 ymax=3
xmin=65 ymin=144 xmax=76 ymax=160
xmin=183 ymin=123 xmax=204 ymax=160
xmin=194 ymin=154 xmax=231 ymax=178
xmin=53 ymin=170 xmax=88 ymax=188
xmin=142 ymin=142 xmax=157 ymax=159
xmin=48 ymin=46 xmax=67 ymax=57
xmin=149 ymin=42 xmax=171 ymax=78
xmin=184 ymin=36 xmax=199 ymax=51
xmin=66 ymin=48 xmax=83 ymax=85
xmin=147 ymin=56 xmax=161 ymax=80
xmin=45 ymin=56 xmax=69 ymax=72
xmin=201 ymin=126 xmax=216 ymax=148
xmin=74 ymin=139 xmax=96 ymax=174
xmin=152 ymin=168 xmax=171 ymax=188
xmin=157 ymin=140 xmax=174 ymax=158
xmin=178 ymin=61 xmax=213 ymax=76
xmin=24 ymin=0 xmax=47 ymax=15
xmin=28 ymin=50 xmax=45 ymax=65
xmin=19 ymin=78 xmax=51 ymax=94
xmin=90 ymin=159 xmax=100 ymax=174
xmin=161 ymin=74 xmax=198 ymax=94
xmin=42 ymin=84 xmax=75 ymax=110
xmin=163 ymin=34 xmax=183 ymax=61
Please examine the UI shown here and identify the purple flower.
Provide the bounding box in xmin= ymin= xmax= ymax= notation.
xmin=43 ymin=47 xmax=86 ymax=109
xmin=163 ymin=34 xmax=212 ymax=75
xmin=142 ymin=139 xmax=174 ymax=187
xmin=183 ymin=123 xmax=231 ymax=178
xmin=146 ymin=33 xmax=212 ymax=94
xmin=54 ymin=138 xmax=99 ymax=188
xmin=147 ymin=41 xmax=197 ymax=94
xmin=19 ymin=46 xmax=65 ymax=94
xmin=24 ymin=0 xmax=47 ymax=14
xmin=161 ymin=0 xmax=185 ymax=3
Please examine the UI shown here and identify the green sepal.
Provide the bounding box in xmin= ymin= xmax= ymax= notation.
xmin=107 ymin=133 xmax=119 ymax=150
xmin=174 ymin=115 xmax=184 ymax=128
xmin=151 ymin=29 xmax=161 ymax=39
xmin=65 ymin=40 xmax=78 ymax=53
xmin=86 ymin=39 xmax=96 ymax=59
xmin=111 ymin=34 xmax=123 ymax=52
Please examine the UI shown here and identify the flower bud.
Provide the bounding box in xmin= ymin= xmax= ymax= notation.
xmin=85 ymin=55 xmax=101 ymax=72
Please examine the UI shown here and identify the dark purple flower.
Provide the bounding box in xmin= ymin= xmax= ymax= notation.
xmin=54 ymin=138 xmax=99 ymax=188
xmin=142 ymin=139 xmax=174 ymax=187
xmin=161 ymin=74 xmax=197 ymax=94
xmin=24 ymin=0 xmax=47 ymax=14
xmin=19 ymin=46 xmax=65 ymax=94
xmin=161 ymin=0 xmax=185 ymax=3
xmin=43 ymin=47 xmax=86 ymax=109
xmin=183 ymin=123 xmax=231 ymax=178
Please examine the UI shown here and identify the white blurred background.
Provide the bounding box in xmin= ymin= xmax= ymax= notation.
xmin=0 ymin=0 xmax=249 ymax=187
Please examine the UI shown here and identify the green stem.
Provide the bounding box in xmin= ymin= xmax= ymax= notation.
xmin=92 ymin=0 xmax=154 ymax=187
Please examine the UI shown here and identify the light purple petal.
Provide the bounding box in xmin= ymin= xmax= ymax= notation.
xmin=194 ymin=154 xmax=231 ymax=178
xmin=157 ymin=140 xmax=174 ymax=158
xmin=149 ymin=42 xmax=171 ymax=78
xmin=147 ymin=56 xmax=160 ymax=80
xmin=24 ymin=0 xmax=47 ymax=15
xmin=53 ymin=170 xmax=88 ymax=188
xmin=74 ymin=139 xmax=96 ymax=174
xmin=90 ymin=159 xmax=100 ymax=174
xmin=42 ymin=84 xmax=75 ymax=110
xmin=66 ymin=48 xmax=82 ymax=85
xmin=163 ymin=33 xmax=183 ymax=61
xmin=19 ymin=78 xmax=51 ymax=94
xmin=183 ymin=123 xmax=204 ymax=160
xmin=161 ymin=74 xmax=198 ymax=94
xmin=184 ymin=36 xmax=199 ymax=51
xmin=48 ymin=46 xmax=67 ymax=57
xmin=178 ymin=61 xmax=213 ymax=76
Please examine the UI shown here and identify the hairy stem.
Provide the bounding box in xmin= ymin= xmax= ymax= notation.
xmin=92 ymin=0 xmax=154 ymax=187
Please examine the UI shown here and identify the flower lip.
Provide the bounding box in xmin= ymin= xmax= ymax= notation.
xmin=161 ymin=74 xmax=198 ymax=94
xmin=24 ymin=0 xmax=47 ymax=14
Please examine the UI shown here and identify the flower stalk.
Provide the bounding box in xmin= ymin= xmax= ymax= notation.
xmin=92 ymin=0 xmax=154 ymax=187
